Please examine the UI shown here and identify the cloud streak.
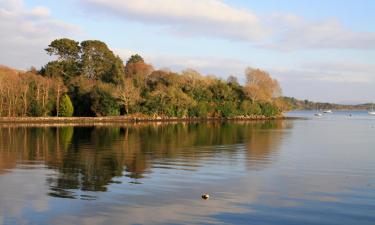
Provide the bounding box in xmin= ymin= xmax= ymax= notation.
xmin=84 ymin=0 xmax=267 ymax=41
xmin=272 ymin=62 xmax=375 ymax=84
xmin=264 ymin=15 xmax=375 ymax=50
xmin=81 ymin=0 xmax=375 ymax=50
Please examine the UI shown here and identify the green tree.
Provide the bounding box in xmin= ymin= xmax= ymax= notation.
xmin=218 ymin=101 xmax=238 ymax=118
xmin=36 ymin=38 xmax=286 ymax=119
xmin=28 ymin=99 xmax=43 ymax=116
xmin=190 ymin=101 xmax=209 ymax=117
xmin=81 ymin=40 xmax=124 ymax=84
xmin=41 ymin=61 xmax=80 ymax=82
xmin=43 ymin=38 xmax=81 ymax=82
xmin=45 ymin=38 xmax=81 ymax=61
xmin=59 ymin=94 xmax=74 ymax=117
xmin=241 ymin=100 xmax=262 ymax=115
xmin=90 ymin=85 xmax=120 ymax=116
xmin=209 ymin=80 xmax=235 ymax=102
xmin=126 ymin=54 xmax=144 ymax=64
xmin=260 ymin=102 xmax=280 ymax=117
xmin=102 ymin=56 xmax=124 ymax=84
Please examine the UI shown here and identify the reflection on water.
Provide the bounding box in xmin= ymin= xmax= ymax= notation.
xmin=0 ymin=121 xmax=288 ymax=200
xmin=0 ymin=117 xmax=374 ymax=225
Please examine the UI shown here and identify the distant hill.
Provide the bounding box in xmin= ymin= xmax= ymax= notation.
xmin=282 ymin=97 xmax=373 ymax=111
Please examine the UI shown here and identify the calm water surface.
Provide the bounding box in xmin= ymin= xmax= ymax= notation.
xmin=0 ymin=111 xmax=374 ymax=225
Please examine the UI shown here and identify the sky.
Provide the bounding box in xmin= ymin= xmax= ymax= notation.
xmin=1 ymin=0 xmax=375 ymax=103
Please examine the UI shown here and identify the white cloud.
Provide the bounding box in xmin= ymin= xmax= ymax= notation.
xmin=0 ymin=0 xmax=81 ymax=69
xmin=302 ymin=61 xmax=375 ymax=74
xmin=269 ymin=61 xmax=375 ymax=102
xmin=83 ymin=0 xmax=267 ymax=41
xmin=28 ymin=6 xmax=51 ymax=19
xmin=300 ymin=61 xmax=375 ymax=83
xmin=272 ymin=62 xmax=375 ymax=84
xmin=264 ymin=16 xmax=375 ymax=50
xmin=0 ymin=0 xmax=23 ymax=10
xmin=314 ymin=75 xmax=369 ymax=83
xmin=81 ymin=0 xmax=375 ymax=50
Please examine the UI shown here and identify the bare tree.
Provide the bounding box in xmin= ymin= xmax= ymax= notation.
xmin=42 ymin=79 xmax=51 ymax=116
xmin=116 ymin=78 xmax=141 ymax=114
xmin=21 ymin=79 xmax=29 ymax=116
xmin=54 ymin=77 xmax=66 ymax=117
xmin=0 ymin=76 xmax=3 ymax=116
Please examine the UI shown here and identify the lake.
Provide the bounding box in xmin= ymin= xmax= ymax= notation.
xmin=0 ymin=111 xmax=374 ymax=225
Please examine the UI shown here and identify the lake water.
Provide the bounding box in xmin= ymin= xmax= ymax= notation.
xmin=0 ymin=111 xmax=374 ymax=225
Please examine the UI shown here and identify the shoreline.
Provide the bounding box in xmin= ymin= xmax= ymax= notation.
xmin=0 ymin=115 xmax=291 ymax=125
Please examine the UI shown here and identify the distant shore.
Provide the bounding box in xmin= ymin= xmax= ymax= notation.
xmin=0 ymin=115 xmax=286 ymax=125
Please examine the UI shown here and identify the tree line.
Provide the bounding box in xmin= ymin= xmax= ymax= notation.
xmin=281 ymin=97 xmax=373 ymax=111
xmin=0 ymin=38 xmax=283 ymax=118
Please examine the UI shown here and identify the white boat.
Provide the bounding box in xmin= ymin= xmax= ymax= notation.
xmin=323 ymin=110 xmax=333 ymax=113
xmin=314 ymin=104 xmax=323 ymax=117
xmin=314 ymin=112 xmax=323 ymax=117
xmin=368 ymin=104 xmax=375 ymax=115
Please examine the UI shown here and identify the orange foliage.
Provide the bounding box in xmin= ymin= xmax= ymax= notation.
xmin=244 ymin=67 xmax=281 ymax=102
xmin=125 ymin=61 xmax=153 ymax=78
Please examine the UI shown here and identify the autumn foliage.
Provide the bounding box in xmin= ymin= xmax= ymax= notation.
xmin=0 ymin=38 xmax=284 ymax=118
xmin=244 ymin=68 xmax=281 ymax=103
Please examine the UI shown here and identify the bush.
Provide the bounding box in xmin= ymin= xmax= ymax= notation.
xmin=28 ymin=99 xmax=44 ymax=117
xmin=260 ymin=102 xmax=280 ymax=117
xmin=90 ymin=87 xmax=120 ymax=116
xmin=189 ymin=101 xmax=209 ymax=117
xmin=240 ymin=100 xmax=261 ymax=115
xmin=59 ymin=94 xmax=74 ymax=117
xmin=196 ymin=102 xmax=209 ymax=117
xmin=218 ymin=101 xmax=238 ymax=118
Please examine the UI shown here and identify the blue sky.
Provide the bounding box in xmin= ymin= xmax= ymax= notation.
xmin=1 ymin=0 xmax=375 ymax=103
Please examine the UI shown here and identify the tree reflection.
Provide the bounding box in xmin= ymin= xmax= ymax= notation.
xmin=0 ymin=121 xmax=291 ymax=199
xmin=243 ymin=121 xmax=292 ymax=170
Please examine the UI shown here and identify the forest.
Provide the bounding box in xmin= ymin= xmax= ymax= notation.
xmin=0 ymin=38 xmax=283 ymax=118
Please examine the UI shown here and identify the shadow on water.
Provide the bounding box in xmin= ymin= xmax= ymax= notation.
xmin=0 ymin=121 xmax=291 ymax=199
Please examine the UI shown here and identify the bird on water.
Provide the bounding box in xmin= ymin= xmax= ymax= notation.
xmin=201 ymin=194 xmax=210 ymax=200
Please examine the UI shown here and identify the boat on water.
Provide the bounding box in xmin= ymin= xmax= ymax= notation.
xmin=368 ymin=104 xmax=375 ymax=115
xmin=323 ymin=110 xmax=333 ymax=113
xmin=314 ymin=104 xmax=323 ymax=117
xmin=314 ymin=112 xmax=323 ymax=117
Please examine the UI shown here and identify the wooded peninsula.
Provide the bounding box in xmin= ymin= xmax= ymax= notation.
xmin=0 ymin=38 xmax=285 ymax=119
